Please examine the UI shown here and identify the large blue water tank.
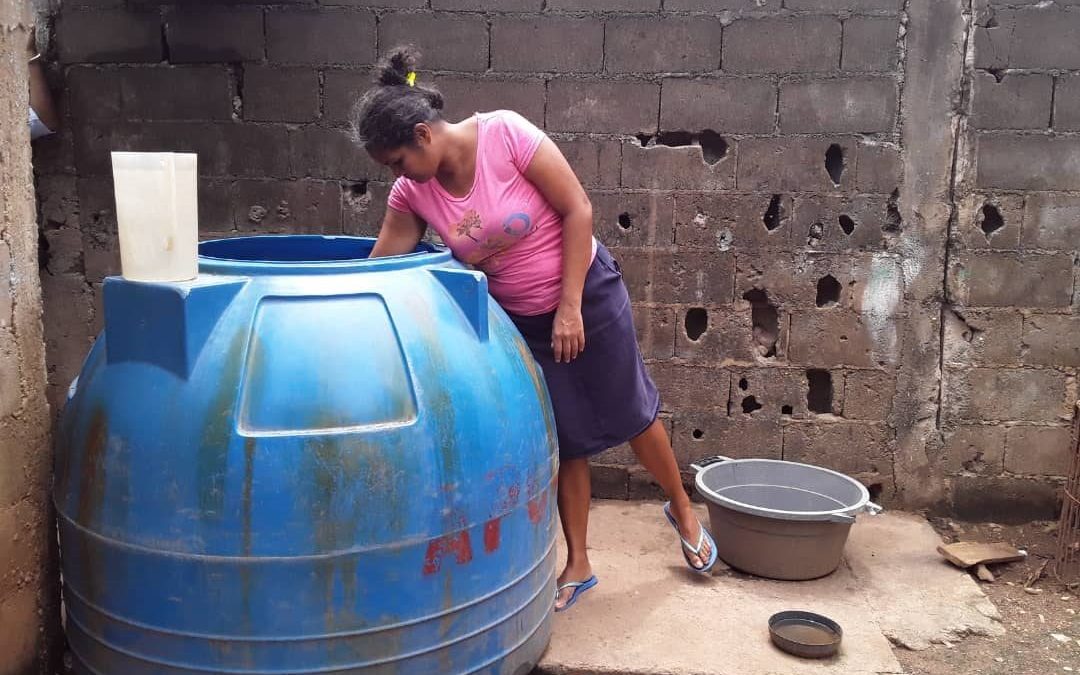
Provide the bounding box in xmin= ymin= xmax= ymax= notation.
xmin=54 ymin=236 xmax=558 ymax=674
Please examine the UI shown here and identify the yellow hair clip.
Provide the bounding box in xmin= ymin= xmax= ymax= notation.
xmin=406 ymin=71 xmax=417 ymax=87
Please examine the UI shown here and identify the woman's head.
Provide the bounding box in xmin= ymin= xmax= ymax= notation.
xmin=353 ymin=46 xmax=445 ymax=182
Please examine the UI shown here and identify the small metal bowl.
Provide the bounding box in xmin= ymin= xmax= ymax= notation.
xmin=768 ymin=610 xmax=843 ymax=659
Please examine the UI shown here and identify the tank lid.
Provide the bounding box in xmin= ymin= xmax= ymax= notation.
xmin=198 ymin=235 xmax=451 ymax=275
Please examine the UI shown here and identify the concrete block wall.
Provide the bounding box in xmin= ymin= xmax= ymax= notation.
xmin=941 ymin=0 xmax=1080 ymax=523
xmin=27 ymin=0 xmax=1079 ymax=518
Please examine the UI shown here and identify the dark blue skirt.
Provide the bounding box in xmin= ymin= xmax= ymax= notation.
xmin=507 ymin=243 xmax=661 ymax=460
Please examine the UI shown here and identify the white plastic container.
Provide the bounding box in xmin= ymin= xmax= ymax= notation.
xmin=110 ymin=152 xmax=198 ymax=282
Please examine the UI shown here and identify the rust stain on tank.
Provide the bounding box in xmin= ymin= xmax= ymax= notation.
xmin=198 ymin=330 xmax=247 ymax=519
xmin=77 ymin=407 xmax=109 ymax=528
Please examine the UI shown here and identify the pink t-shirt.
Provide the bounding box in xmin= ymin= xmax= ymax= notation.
xmin=388 ymin=110 xmax=592 ymax=316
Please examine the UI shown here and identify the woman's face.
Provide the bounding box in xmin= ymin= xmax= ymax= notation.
xmin=370 ymin=124 xmax=440 ymax=182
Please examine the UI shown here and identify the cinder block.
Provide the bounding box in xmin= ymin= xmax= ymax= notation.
xmin=590 ymin=464 xmax=630 ymax=500
xmin=165 ymin=7 xmax=265 ymax=63
xmin=976 ymin=134 xmax=1080 ymax=190
xmin=289 ymin=126 xmax=385 ymax=181
xmin=951 ymin=253 xmax=1074 ymax=308
xmin=726 ymin=367 xmax=813 ymax=420
xmin=433 ymin=0 xmax=541 ymax=8
xmin=971 ymin=72 xmax=1053 ymax=130
xmin=672 ymin=413 xmax=782 ymax=469
xmin=842 ymin=17 xmax=899 ymax=72
xmin=952 ymin=476 xmax=1059 ymax=523
xmin=780 ymin=78 xmax=897 ymax=134
xmin=785 ymin=0 xmax=900 ymax=8
xmin=614 ymin=250 xmax=735 ymax=305
xmin=942 ymin=425 xmax=1005 ymax=474
xmin=792 ymin=195 xmax=889 ymax=251
xmin=118 ymin=66 xmax=234 ymax=121
xmin=650 ymin=363 xmax=730 ymax=413
xmin=57 ymin=10 xmax=161 ymax=63
xmin=233 ymin=179 xmax=343 ymax=234
xmin=379 ymin=13 xmax=488 ymax=72
xmin=323 ymin=69 xmax=371 ymax=123
xmin=946 ymin=367 xmax=1070 ymax=423
xmin=788 ymin=312 xmax=883 ymax=368
xmin=546 ymin=0 xmax=659 ymax=9
xmin=431 ymin=77 xmax=546 ymax=126
xmin=632 ymin=305 xmax=676 ymax=360
xmin=591 ymin=191 xmax=674 ymax=247
xmin=243 ymin=66 xmax=319 ymax=123
xmin=941 ymin=308 xmax=1023 ymax=367
xmin=67 ymin=67 xmax=122 ymax=121
xmin=855 ymin=143 xmax=901 ymax=193
xmin=342 ymin=181 xmax=392 ymax=236
xmin=44 ymin=228 xmax=84 ymax=277
xmin=606 ymin=17 xmax=722 ymax=74
xmin=723 ymin=17 xmax=841 ymax=74
xmin=737 ymin=137 xmax=857 ymax=192
xmin=737 ymin=252 xmax=856 ymax=310
xmin=666 ymin=0 xmax=773 ymax=8
xmin=849 ymin=254 xmax=904 ymax=316
xmin=1022 ymin=315 xmax=1080 ymax=367
xmin=328 ymin=0 xmax=426 ymax=6
xmin=675 ymin=193 xmax=793 ymax=251
xmin=975 ymin=8 xmax=1080 ymax=69
xmin=1022 ymin=192 xmax=1080 ymax=250
xmin=36 ymin=174 xmax=80 ymax=231
xmin=491 ymin=17 xmax=602 ymax=73
xmin=74 ymin=121 xmax=230 ymax=177
xmin=621 ymin=143 xmax=734 ymax=190
xmin=954 ymin=193 xmax=1023 ymax=250
xmin=267 ymin=9 xmax=376 ymax=65
xmin=547 ymin=79 xmax=660 ymax=134
xmin=222 ymin=124 xmax=291 ymax=178
xmin=1055 ymin=74 xmax=1080 ymax=131
xmin=782 ymin=422 xmax=893 ymax=479
xmin=842 ymin=370 xmax=894 ymax=421
xmin=556 ymin=138 xmax=621 ymax=188
xmin=661 ymin=78 xmax=776 ymax=135
xmin=1006 ymin=425 xmax=1073 ymax=476
xmin=675 ymin=307 xmax=757 ymax=363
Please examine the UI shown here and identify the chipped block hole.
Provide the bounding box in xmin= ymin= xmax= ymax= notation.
xmin=838 ymin=214 xmax=856 ymax=236
xmin=698 ymin=130 xmax=729 ymax=165
xmin=816 ymin=274 xmax=842 ymax=308
xmin=979 ymin=203 xmax=1004 ymax=238
xmin=738 ymin=377 xmax=749 ymax=391
xmin=684 ymin=307 xmax=708 ymax=341
xmin=883 ymin=188 xmax=902 ymax=233
xmin=806 ymin=369 xmax=833 ymax=414
xmin=763 ymin=195 xmax=784 ymax=232
xmin=741 ymin=395 xmax=763 ymax=414
xmin=825 ymin=143 xmax=845 ymax=186
xmin=349 ymin=181 xmax=368 ymax=196
xmin=617 ymin=212 xmax=633 ymax=230
xmin=781 ymin=404 xmax=794 ymax=416
xmin=692 ymin=428 xmax=704 ymax=440
xmin=743 ymin=288 xmax=780 ymax=358
xmin=867 ymin=483 xmax=884 ymax=502
xmin=636 ymin=134 xmax=654 ymax=147
xmin=807 ymin=222 xmax=824 ymax=246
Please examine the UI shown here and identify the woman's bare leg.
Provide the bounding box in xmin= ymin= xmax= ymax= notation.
xmin=556 ymin=457 xmax=593 ymax=608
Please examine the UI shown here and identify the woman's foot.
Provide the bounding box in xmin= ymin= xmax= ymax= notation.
xmin=556 ymin=559 xmax=594 ymax=610
xmin=668 ymin=501 xmax=712 ymax=570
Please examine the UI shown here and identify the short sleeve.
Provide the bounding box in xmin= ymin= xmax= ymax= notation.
xmin=495 ymin=110 xmax=545 ymax=173
xmin=387 ymin=177 xmax=414 ymax=215
xmin=29 ymin=107 xmax=52 ymax=140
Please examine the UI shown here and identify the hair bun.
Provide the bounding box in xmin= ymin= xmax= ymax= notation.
xmin=376 ymin=45 xmax=420 ymax=87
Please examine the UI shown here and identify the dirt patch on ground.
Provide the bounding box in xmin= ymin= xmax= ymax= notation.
xmin=895 ymin=518 xmax=1080 ymax=675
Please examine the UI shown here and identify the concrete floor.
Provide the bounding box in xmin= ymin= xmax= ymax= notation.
xmin=537 ymin=501 xmax=1003 ymax=675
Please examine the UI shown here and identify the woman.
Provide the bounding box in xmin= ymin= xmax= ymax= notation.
xmin=354 ymin=47 xmax=717 ymax=612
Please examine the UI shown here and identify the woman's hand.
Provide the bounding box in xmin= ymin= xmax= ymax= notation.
xmin=552 ymin=302 xmax=585 ymax=363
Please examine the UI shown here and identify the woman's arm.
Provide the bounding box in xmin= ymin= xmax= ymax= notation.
xmin=523 ymin=137 xmax=594 ymax=363
xmin=369 ymin=207 xmax=426 ymax=258
xmin=27 ymin=32 xmax=59 ymax=133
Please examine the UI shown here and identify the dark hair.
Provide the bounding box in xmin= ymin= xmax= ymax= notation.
xmin=352 ymin=46 xmax=445 ymax=151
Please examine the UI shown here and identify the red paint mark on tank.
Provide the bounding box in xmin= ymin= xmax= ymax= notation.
xmin=527 ymin=490 xmax=548 ymax=524
xmin=423 ymin=531 xmax=474 ymax=575
xmin=483 ymin=518 xmax=502 ymax=553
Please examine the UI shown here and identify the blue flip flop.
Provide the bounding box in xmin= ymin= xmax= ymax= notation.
xmin=554 ymin=575 xmax=598 ymax=612
xmin=663 ymin=502 xmax=719 ymax=574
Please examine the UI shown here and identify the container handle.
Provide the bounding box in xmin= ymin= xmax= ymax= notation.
xmin=827 ymin=512 xmax=857 ymax=524
xmin=690 ymin=455 xmax=733 ymax=473
xmin=864 ymin=501 xmax=884 ymax=515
